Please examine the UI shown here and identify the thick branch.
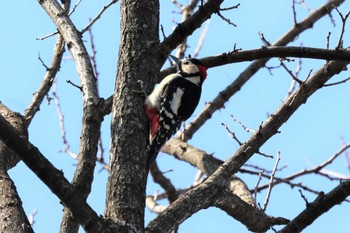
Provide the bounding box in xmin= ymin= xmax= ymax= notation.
xmin=161 ymin=46 xmax=350 ymax=77
xmin=279 ymin=180 xmax=350 ymax=233
xmin=36 ymin=1 xmax=103 ymax=232
xmin=0 ymin=103 xmax=27 ymax=171
xmin=0 ymin=103 xmax=32 ymax=233
xmin=177 ymin=0 xmax=345 ymax=142
xmin=214 ymin=189 xmax=289 ymax=231
xmin=0 ymin=113 xmax=118 ymax=232
xmin=161 ymin=138 xmax=255 ymax=205
xmin=37 ymin=0 xmax=98 ymax=103
xmin=149 ymin=59 xmax=349 ymax=232
xmin=158 ymin=0 xmax=224 ymax=63
xmin=146 ymin=178 xmax=278 ymax=233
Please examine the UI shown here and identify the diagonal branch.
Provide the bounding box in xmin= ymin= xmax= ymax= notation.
xmin=279 ymin=180 xmax=350 ymax=233
xmin=36 ymin=1 xmax=105 ymax=232
xmin=24 ymin=34 xmax=65 ymax=125
xmin=0 ymin=114 xmax=115 ymax=232
xmin=157 ymin=0 xmax=224 ymax=63
xmin=176 ymin=0 xmax=345 ymax=142
xmin=162 ymin=138 xmax=255 ymax=206
xmin=37 ymin=0 xmax=98 ymax=103
xmin=148 ymin=59 xmax=349 ymax=232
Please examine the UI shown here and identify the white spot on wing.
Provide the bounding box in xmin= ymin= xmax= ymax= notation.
xmin=164 ymin=110 xmax=174 ymax=119
xmin=170 ymin=88 xmax=184 ymax=115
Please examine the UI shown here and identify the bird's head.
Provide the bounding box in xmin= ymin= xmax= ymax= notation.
xmin=170 ymin=55 xmax=207 ymax=81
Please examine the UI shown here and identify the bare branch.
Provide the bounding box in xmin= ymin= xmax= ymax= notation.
xmin=254 ymin=144 xmax=350 ymax=192
xmin=150 ymin=162 xmax=178 ymax=203
xmin=52 ymin=81 xmax=78 ymax=159
xmin=24 ymin=36 xmax=65 ymax=125
xmin=81 ymin=0 xmax=119 ymax=34
xmin=154 ymin=58 xmax=349 ymax=233
xmin=88 ymin=23 xmax=99 ymax=78
xmin=192 ymin=19 xmax=210 ymax=58
xmin=68 ymin=0 xmax=82 ymax=16
xmin=279 ymin=180 xmax=350 ymax=233
xmin=324 ymin=76 xmax=350 ymax=86
xmin=158 ymin=0 xmax=224 ymax=62
xmin=37 ymin=53 xmax=50 ymax=70
xmin=298 ymin=189 xmax=310 ymax=206
xmin=216 ymin=11 xmax=237 ymax=27
xmin=231 ymin=115 xmax=255 ymax=133
xmin=262 ymin=151 xmax=281 ymax=212
xmin=66 ymin=80 xmax=83 ymax=91
xmin=292 ymin=0 xmax=298 ymax=25
xmin=335 ymin=8 xmax=350 ymax=49
xmin=175 ymin=0 xmax=346 ymax=142
xmin=221 ymin=122 xmax=242 ymax=146
xmin=219 ymin=3 xmax=240 ymax=11
xmin=0 ymin=114 xmax=115 ymax=232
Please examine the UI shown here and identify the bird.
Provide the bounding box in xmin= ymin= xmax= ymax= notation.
xmin=144 ymin=55 xmax=207 ymax=170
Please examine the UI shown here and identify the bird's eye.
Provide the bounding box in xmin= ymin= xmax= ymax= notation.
xmin=183 ymin=60 xmax=189 ymax=65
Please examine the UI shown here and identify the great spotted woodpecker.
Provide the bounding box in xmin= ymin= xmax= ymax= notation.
xmin=144 ymin=55 xmax=207 ymax=169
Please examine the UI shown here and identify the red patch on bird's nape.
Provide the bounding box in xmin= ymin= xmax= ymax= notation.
xmin=197 ymin=65 xmax=207 ymax=80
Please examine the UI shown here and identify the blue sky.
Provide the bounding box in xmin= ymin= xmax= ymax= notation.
xmin=1 ymin=1 xmax=350 ymax=232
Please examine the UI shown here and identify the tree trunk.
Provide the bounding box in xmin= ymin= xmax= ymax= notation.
xmin=105 ymin=0 xmax=160 ymax=232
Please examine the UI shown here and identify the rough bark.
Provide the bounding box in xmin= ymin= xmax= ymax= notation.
xmin=0 ymin=103 xmax=32 ymax=233
xmin=105 ymin=0 xmax=160 ymax=232
xmin=0 ymin=113 xmax=116 ymax=233
xmin=279 ymin=180 xmax=350 ymax=233
xmin=162 ymin=138 xmax=255 ymax=206
xmin=35 ymin=0 xmax=103 ymax=232
xmin=0 ymin=170 xmax=34 ymax=233
xmin=0 ymin=103 xmax=27 ymax=171
xmin=176 ymin=0 xmax=346 ymax=142
xmin=146 ymin=59 xmax=349 ymax=232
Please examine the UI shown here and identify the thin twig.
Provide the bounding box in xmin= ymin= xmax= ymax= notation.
xmin=335 ymin=8 xmax=350 ymax=49
xmin=262 ymin=151 xmax=281 ymax=211
xmin=231 ymin=115 xmax=255 ymax=133
xmin=324 ymin=77 xmax=350 ymax=86
xmin=298 ymin=189 xmax=310 ymax=206
xmin=254 ymin=170 xmax=264 ymax=206
xmin=221 ymin=122 xmax=242 ymax=146
xmin=192 ymin=19 xmax=210 ymax=58
xmin=66 ymin=80 xmax=83 ymax=91
xmin=68 ymin=0 xmax=82 ymax=16
xmin=292 ymin=0 xmax=298 ymax=25
xmin=219 ymin=3 xmax=240 ymax=11
xmin=216 ymin=11 xmax=237 ymax=27
xmin=36 ymin=31 xmax=59 ymax=41
xmin=258 ymin=31 xmax=271 ymax=46
xmin=88 ymin=22 xmax=99 ymax=78
xmin=81 ymin=0 xmax=119 ymax=34
xmin=37 ymin=53 xmax=50 ymax=71
xmin=326 ymin=32 xmax=331 ymax=49
xmin=52 ymin=81 xmax=78 ymax=159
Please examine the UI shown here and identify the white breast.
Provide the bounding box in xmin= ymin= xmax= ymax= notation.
xmin=145 ymin=74 xmax=179 ymax=108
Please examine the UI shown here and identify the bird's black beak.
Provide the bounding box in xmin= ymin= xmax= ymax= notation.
xmin=169 ymin=55 xmax=180 ymax=65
